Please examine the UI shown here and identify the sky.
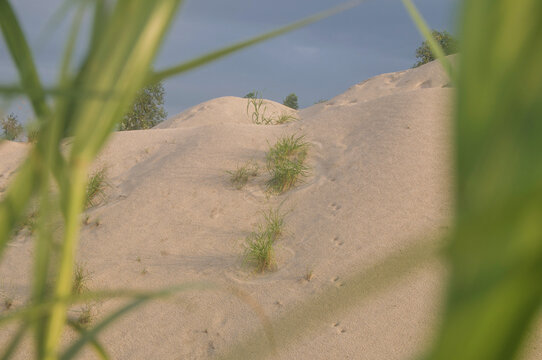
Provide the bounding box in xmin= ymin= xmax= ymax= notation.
xmin=0 ymin=0 xmax=459 ymax=121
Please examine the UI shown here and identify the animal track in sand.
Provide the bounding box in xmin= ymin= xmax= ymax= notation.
xmin=332 ymin=321 xmax=347 ymax=334
xmin=331 ymin=276 xmax=345 ymax=287
xmin=332 ymin=236 xmax=344 ymax=247
xmin=330 ymin=203 xmax=342 ymax=212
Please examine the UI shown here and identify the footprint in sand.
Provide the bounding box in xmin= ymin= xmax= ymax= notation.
xmin=332 ymin=236 xmax=344 ymax=247
xmin=331 ymin=276 xmax=345 ymax=287
xmin=332 ymin=321 xmax=347 ymax=334
xmin=330 ymin=203 xmax=342 ymax=212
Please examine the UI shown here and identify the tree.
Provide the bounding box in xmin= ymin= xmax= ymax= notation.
xmin=283 ymin=93 xmax=298 ymax=110
xmin=120 ymin=82 xmax=167 ymax=130
xmin=413 ymin=29 xmax=458 ymax=68
xmin=1 ymin=113 xmax=23 ymax=140
xmin=243 ymin=91 xmax=257 ymax=99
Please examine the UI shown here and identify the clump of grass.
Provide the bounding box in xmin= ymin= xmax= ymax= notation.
xmin=227 ymin=160 xmax=259 ymax=189
xmin=77 ymin=305 xmax=93 ymax=327
xmin=261 ymin=207 xmax=285 ymax=242
xmin=72 ymin=264 xmax=90 ymax=295
xmin=275 ymin=112 xmax=297 ymax=124
xmin=243 ymin=207 xmax=286 ymax=272
xmin=85 ymin=167 xmax=108 ymax=209
xmin=246 ymin=93 xmax=296 ymax=125
xmin=243 ymin=230 xmax=276 ymax=273
xmin=266 ymin=134 xmax=310 ymax=193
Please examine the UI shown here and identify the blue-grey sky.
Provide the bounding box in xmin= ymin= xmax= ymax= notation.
xmin=0 ymin=0 xmax=458 ymax=121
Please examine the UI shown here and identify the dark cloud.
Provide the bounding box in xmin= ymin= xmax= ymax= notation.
xmin=1 ymin=0 xmax=459 ymax=119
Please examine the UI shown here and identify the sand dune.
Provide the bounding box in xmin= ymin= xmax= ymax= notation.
xmin=3 ymin=58 xmax=537 ymax=359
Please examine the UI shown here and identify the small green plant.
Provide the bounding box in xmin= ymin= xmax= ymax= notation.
xmin=243 ymin=230 xmax=276 ymax=273
xmin=242 ymin=207 xmax=286 ymax=272
xmin=76 ymin=305 xmax=93 ymax=327
xmin=1 ymin=113 xmax=23 ymax=141
xmin=314 ymin=98 xmax=328 ymax=104
xmin=85 ymin=167 xmax=108 ymax=209
xmin=246 ymin=92 xmax=273 ymax=125
xmin=413 ymin=29 xmax=458 ymax=67
xmin=227 ymin=160 xmax=259 ymax=189
xmin=275 ymin=112 xmax=297 ymax=124
xmin=282 ymin=93 xmax=299 ymax=110
xmin=265 ymin=135 xmax=310 ymax=193
xmin=72 ymin=263 xmax=89 ymax=295
xmin=261 ymin=207 xmax=285 ymax=242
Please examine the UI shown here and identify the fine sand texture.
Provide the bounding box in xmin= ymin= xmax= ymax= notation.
xmin=1 ymin=59 xmax=538 ymax=359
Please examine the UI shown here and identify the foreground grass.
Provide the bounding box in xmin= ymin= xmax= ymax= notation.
xmin=85 ymin=168 xmax=107 ymax=209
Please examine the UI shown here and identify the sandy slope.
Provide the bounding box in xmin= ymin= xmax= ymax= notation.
xmin=2 ymin=59 xmax=537 ymax=359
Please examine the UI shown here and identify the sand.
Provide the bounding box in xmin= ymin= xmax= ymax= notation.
xmin=1 ymin=58 xmax=538 ymax=359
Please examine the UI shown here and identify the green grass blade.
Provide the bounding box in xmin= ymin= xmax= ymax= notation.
xmin=0 ymin=323 xmax=29 ymax=360
xmin=0 ymin=0 xmax=50 ymax=118
xmin=151 ymin=0 xmax=366 ymax=82
xmin=0 ymin=159 xmax=37 ymax=262
xmin=401 ymin=0 xmax=454 ymax=79
xmin=60 ymin=297 xmax=149 ymax=360
xmin=58 ymin=1 xmax=87 ymax=84
xmin=427 ymin=0 xmax=542 ymax=359
xmin=219 ymin=238 xmax=441 ymax=359
xmin=66 ymin=320 xmax=110 ymax=360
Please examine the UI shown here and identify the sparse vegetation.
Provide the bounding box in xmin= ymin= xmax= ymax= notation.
xmin=246 ymin=93 xmax=297 ymax=125
xmin=120 ymin=82 xmax=167 ymax=130
xmin=72 ymin=263 xmax=90 ymax=295
xmin=283 ymin=93 xmax=299 ymax=110
xmin=227 ymin=160 xmax=259 ymax=189
xmin=261 ymin=207 xmax=285 ymax=242
xmin=243 ymin=230 xmax=276 ymax=273
xmin=77 ymin=305 xmax=93 ymax=327
xmin=314 ymin=99 xmax=328 ymax=104
xmin=275 ymin=112 xmax=297 ymax=124
xmin=85 ymin=167 xmax=108 ymax=209
xmin=243 ymin=207 xmax=286 ymax=272
xmin=413 ymin=29 xmax=458 ymax=67
xmin=265 ymin=134 xmax=310 ymax=193
xmin=1 ymin=113 xmax=23 ymax=141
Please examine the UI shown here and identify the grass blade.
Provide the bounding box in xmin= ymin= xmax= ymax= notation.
xmin=151 ymin=0 xmax=367 ymax=82
xmin=66 ymin=320 xmax=110 ymax=360
xmin=426 ymin=0 xmax=542 ymax=359
xmin=219 ymin=238 xmax=441 ymax=359
xmin=401 ymin=0 xmax=454 ymax=79
xmin=0 ymin=323 xmax=29 ymax=360
xmin=0 ymin=0 xmax=50 ymax=118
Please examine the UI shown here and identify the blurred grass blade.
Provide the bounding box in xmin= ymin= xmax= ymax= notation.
xmin=58 ymin=1 xmax=87 ymax=83
xmin=67 ymin=320 xmax=109 ymax=360
xmin=219 ymin=238 xmax=441 ymax=359
xmin=0 ymin=323 xmax=29 ymax=360
xmin=427 ymin=0 xmax=542 ymax=359
xmin=0 ymin=159 xmax=37 ymax=261
xmin=0 ymin=0 xmax=50 ymax=118
xmin=151 ymin=0 xmax=366 ymax=82
xmin=401 ymin=0 xmax=454 ymax=79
